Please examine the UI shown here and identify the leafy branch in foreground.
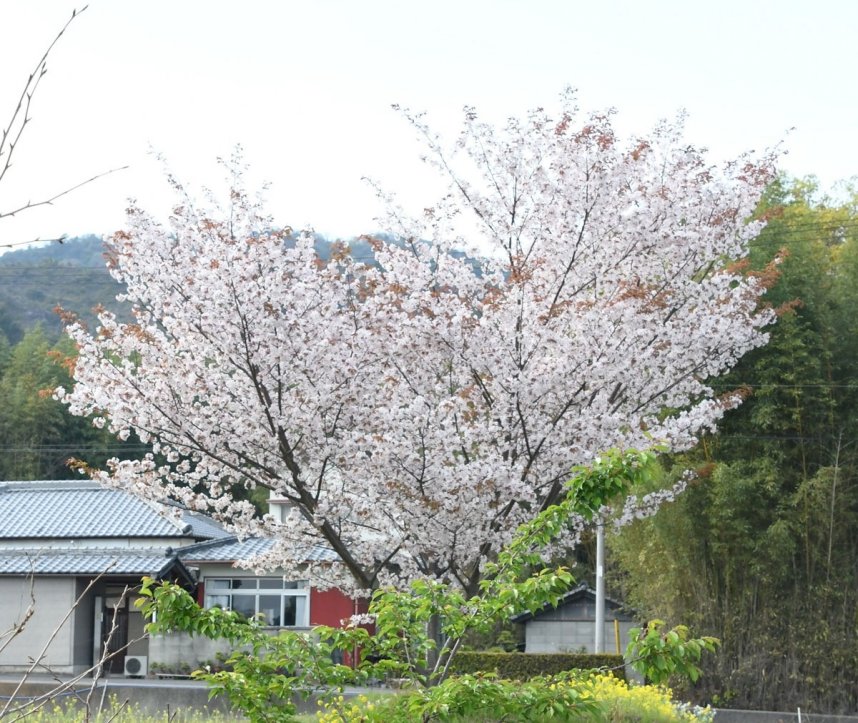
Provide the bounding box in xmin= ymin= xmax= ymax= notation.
xmin=138 ymin=450 xmax=719 ymax=721
xmin=363 ymin=449 xmax=663 ymax=688
xmin=139 ymin=578 xmax=363 ymax=722
xmin=626 ymin=619 xmax=719 ymax=686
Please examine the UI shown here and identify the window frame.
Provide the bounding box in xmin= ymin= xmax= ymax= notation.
xmin=203 ymin=577 xmax=310 ymax=627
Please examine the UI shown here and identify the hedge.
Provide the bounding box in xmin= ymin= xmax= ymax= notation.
xmin=449 ymin=651 xmax=625 ymax=681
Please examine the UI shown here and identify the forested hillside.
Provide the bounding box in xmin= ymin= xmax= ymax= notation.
xmin=0 ymin=235 xmax=126 ymax=342
xmin=612 ymin=177 xmax=858 ymax=713
xmin=0 ymin=231 xmax=365 ymax=481
xmin=0 ymin=236 xmax=136 ymax=477
xmin=0 ymin=324 xmax=146 ymax=479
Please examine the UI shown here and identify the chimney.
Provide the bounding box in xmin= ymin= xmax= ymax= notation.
xmin=268 ymin=489 xmax=294 ymax=524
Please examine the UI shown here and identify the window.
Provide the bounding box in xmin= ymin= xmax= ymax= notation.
xmin=204 ymin=578 xmax=309 ymax=627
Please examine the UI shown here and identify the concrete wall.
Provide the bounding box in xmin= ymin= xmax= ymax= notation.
xmin=524 ymin=619 xmax=636 ymax=655
xmin=148 ymin=627 xmax=312 ymax=670
xmin=147 ymin=631 xmax=235 ymax=669
xmin=0 ymin=577 xmax=78 ymax=672
xmin=0 ymin=676 xmax=383 ymax=719
xmin=0 ymin=677 xmax=239 ymax=718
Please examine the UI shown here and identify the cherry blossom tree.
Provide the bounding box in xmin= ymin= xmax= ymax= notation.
xmin=60 ymin=91 xmax=778 ymax=594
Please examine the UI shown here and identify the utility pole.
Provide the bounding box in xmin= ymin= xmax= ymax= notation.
xmin=595 ymin=519 xmax=605 ymax=653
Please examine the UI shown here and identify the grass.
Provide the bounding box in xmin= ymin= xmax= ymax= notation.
xmin=1 ymin=697 xmax=247 ymax=723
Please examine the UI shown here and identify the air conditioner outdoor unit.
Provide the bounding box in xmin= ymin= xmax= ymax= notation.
xmin=123 ymin=655 xmax=148 ymax=677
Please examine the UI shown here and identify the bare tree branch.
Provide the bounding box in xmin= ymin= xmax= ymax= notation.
xmin=0 ymin=234 xmax=67 ymax=251
xmin=1 ymin=580 xmax=152 ymax=723
xmin=0 ymin=165 xmax=129 ymax=222
xmin=0 ymin=7 xmax=88 ymax=188
xmin=0 ymin=5 xmax=128 ymax=239
xmin=0 ymin=564 xmax=114 ymax=719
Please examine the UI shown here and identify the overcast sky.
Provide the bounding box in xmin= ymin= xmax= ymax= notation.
xmin=0 ymin=0 xmax=855 ymax=247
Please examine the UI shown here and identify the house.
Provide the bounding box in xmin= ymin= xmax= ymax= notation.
xmin=0 ymin=480 xmax=358 ymax=676
xmin=511 ymin=583 xmax=636 ymax=655
xmin=147 ymin=534 xmax=361 ymax=669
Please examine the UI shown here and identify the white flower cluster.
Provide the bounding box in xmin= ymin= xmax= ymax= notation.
xmin=610 ymin=470 xmax=695 ymax=529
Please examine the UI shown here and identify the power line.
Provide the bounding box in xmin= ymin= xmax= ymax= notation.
xmin=708 ymin=382 xmax=858 ymax=389
xmin=0 ymin=443 xmax=149 ymax=449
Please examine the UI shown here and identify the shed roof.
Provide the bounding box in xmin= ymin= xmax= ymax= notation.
xmin=510 ymin=583 xmax=632 ymax=623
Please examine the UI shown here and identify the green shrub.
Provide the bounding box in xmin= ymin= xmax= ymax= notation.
xmin=449 ymin=651 xmax=625 ymax=680
xmin=322 ymin=674 xmax=715 ymax=722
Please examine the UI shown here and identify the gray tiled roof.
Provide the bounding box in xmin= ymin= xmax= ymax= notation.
xmin=178 ymin=536 xmax=275 ymax=561
xmin=178 ymin=536 xmax=340 ymax=564
xmin=0 ymin=547 xmax=178 ymax=576
xmin=0 ymin=481 xmax=228 ymax=541
xmin=303 ymin=544 xmax=341 ymax=563
xmin=510 ymin=583 xmax=631 ymax=623
xmin=178 ymin=510 xmax=232 ymax=541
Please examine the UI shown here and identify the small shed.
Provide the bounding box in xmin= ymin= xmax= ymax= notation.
xmin=511 ymin=583 xmax=636 ymax=655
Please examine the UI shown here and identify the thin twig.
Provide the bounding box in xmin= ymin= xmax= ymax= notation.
xmin=0 ymin=165 xmax=129 ymax=220
xmin=0 ymin=572 xmax=36 ymax=656
xmin=0 ymin=564 xmax=114 ymax=718
xmin=0 ymin=6 xmax=128 ymax=229
xmin=0 ymin=7 xmax=88 ymax=188
xmin=103 ymin=698 xmax=131 ymax=723
xmin=2 ymin=629 xmax=149 ymax=722
xmin=0 ymin=234 xmax=67 ymax=250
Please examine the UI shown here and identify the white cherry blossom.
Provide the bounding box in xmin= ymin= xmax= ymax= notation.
xmin=61 ymin=92 xmax=778 ymax=593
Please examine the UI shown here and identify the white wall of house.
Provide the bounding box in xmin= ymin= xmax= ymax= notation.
xmin=195 ymin=563 xmax=251 ymax=578
xmin=0 ymin=577 xmax=79 ymax=673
